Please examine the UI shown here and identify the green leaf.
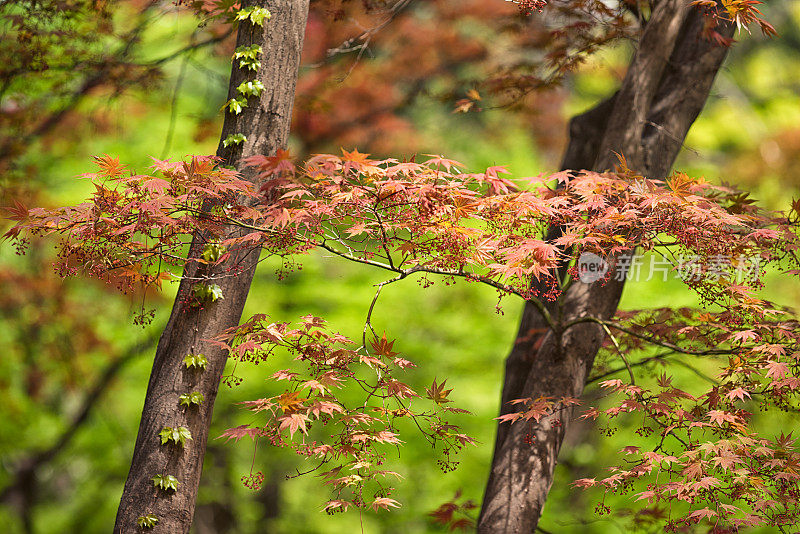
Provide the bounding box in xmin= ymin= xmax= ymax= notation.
xmin=237 ymin=80 xmax=265 ymax=98
xmin=152 ymin=474 xmax=180 ymax=492
xmin=234 ymin=6 xmax=271 ymax=26
xmin=207 ymin=284 xmax=223 ymax=301
xmin=249 ymin=7 xmax=271 ymax=26
xmin=233 ymin=45 xmax=262 ymax=71
xmin=222 ymin=134 xmax=246 ymax=149
xmin=224 ymin=97 xmax=247 ymax=115
xmin=183 ymin=353 xmax=208 ymax=370
xmin=233 ymin=44 xmax=262 ymax=60
xmin=159 ymin=426 xmax=192 ymax=447
xmin=192 ymin=283 xmax=223 ymax=303
xmin=201 ymin=242 xmax=228 ymax=261
xmin=137 ymin=514 xmax=158 ymax=528
xmin=242 ymin=59 xmax=261 ymax=71
xmin=179 ymin=391 xmax=205 ymax=407
xmin=234 ymin=7 xmax=253 ymax=21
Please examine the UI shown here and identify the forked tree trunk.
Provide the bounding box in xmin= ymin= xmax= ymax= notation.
xmin=114 ymin=1 xmax=310 ymax=532
xmin=479 ymin=3 xmax=734 ymax=532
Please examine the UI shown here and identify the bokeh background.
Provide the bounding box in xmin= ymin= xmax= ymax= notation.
xmin=1 ymin=1 xmax=799 ymax=532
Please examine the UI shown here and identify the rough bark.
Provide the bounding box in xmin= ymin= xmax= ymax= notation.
xmin=478 ymin=4 xmax=734 ymax=532
xmin=113 ymin=2 xmax=310 ymax=532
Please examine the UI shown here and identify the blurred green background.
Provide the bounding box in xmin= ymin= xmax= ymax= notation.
xmin=1 ymin=2 xmax=799 ymax=532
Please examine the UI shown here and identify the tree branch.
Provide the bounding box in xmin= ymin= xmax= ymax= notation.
xmin=0 ymin=334 xmax=157 ymax=505
xmin=562 ymin=316 xmax=733 ymax=357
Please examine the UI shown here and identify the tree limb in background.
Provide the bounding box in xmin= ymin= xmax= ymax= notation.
xmin=0 ymin=335 xmax=157 ymax=527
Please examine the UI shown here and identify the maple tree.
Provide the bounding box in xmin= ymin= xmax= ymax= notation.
xmin=3 ymin=0 xmax=797 ymax=533
xmin=11 ymin=132 xmax=800 ymax=530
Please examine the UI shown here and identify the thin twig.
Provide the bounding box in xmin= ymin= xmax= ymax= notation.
xmin=587 ymin=351 xmax=717 ymax=385
xmin=160 ymin=54 xmax=190 ymax=159
xmin=599 ymin=322 xmax=635 ymax=385
xmin=307 ymin=0 xmax=417 ymax=70
xmin=563 ymin=316 xmax=733 ymax=356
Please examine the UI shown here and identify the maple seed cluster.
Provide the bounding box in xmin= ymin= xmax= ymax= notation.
xmin=507 ymin=0 xmax=547 ymax=16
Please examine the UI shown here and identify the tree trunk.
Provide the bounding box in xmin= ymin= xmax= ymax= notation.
xmin=478 ymin=4 xmax=734 ymax=532
xmin=114 ymin=2 xmax=310 ymax=532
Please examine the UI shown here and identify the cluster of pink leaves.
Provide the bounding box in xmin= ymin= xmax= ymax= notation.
xmin=573 ymin=297 xmax=800 ymax=530
xmin=9 ymin=150 xmax=784 ymax=305
xmin=211 ymin=314 xmax=472 ymax=513
xmin=237 ymin=150 xmax=786 ymax=312
xmin=6 ymin=149 xmax=800 ymax=526
xmin=5 ymin=155 xmax=253 ymax=300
